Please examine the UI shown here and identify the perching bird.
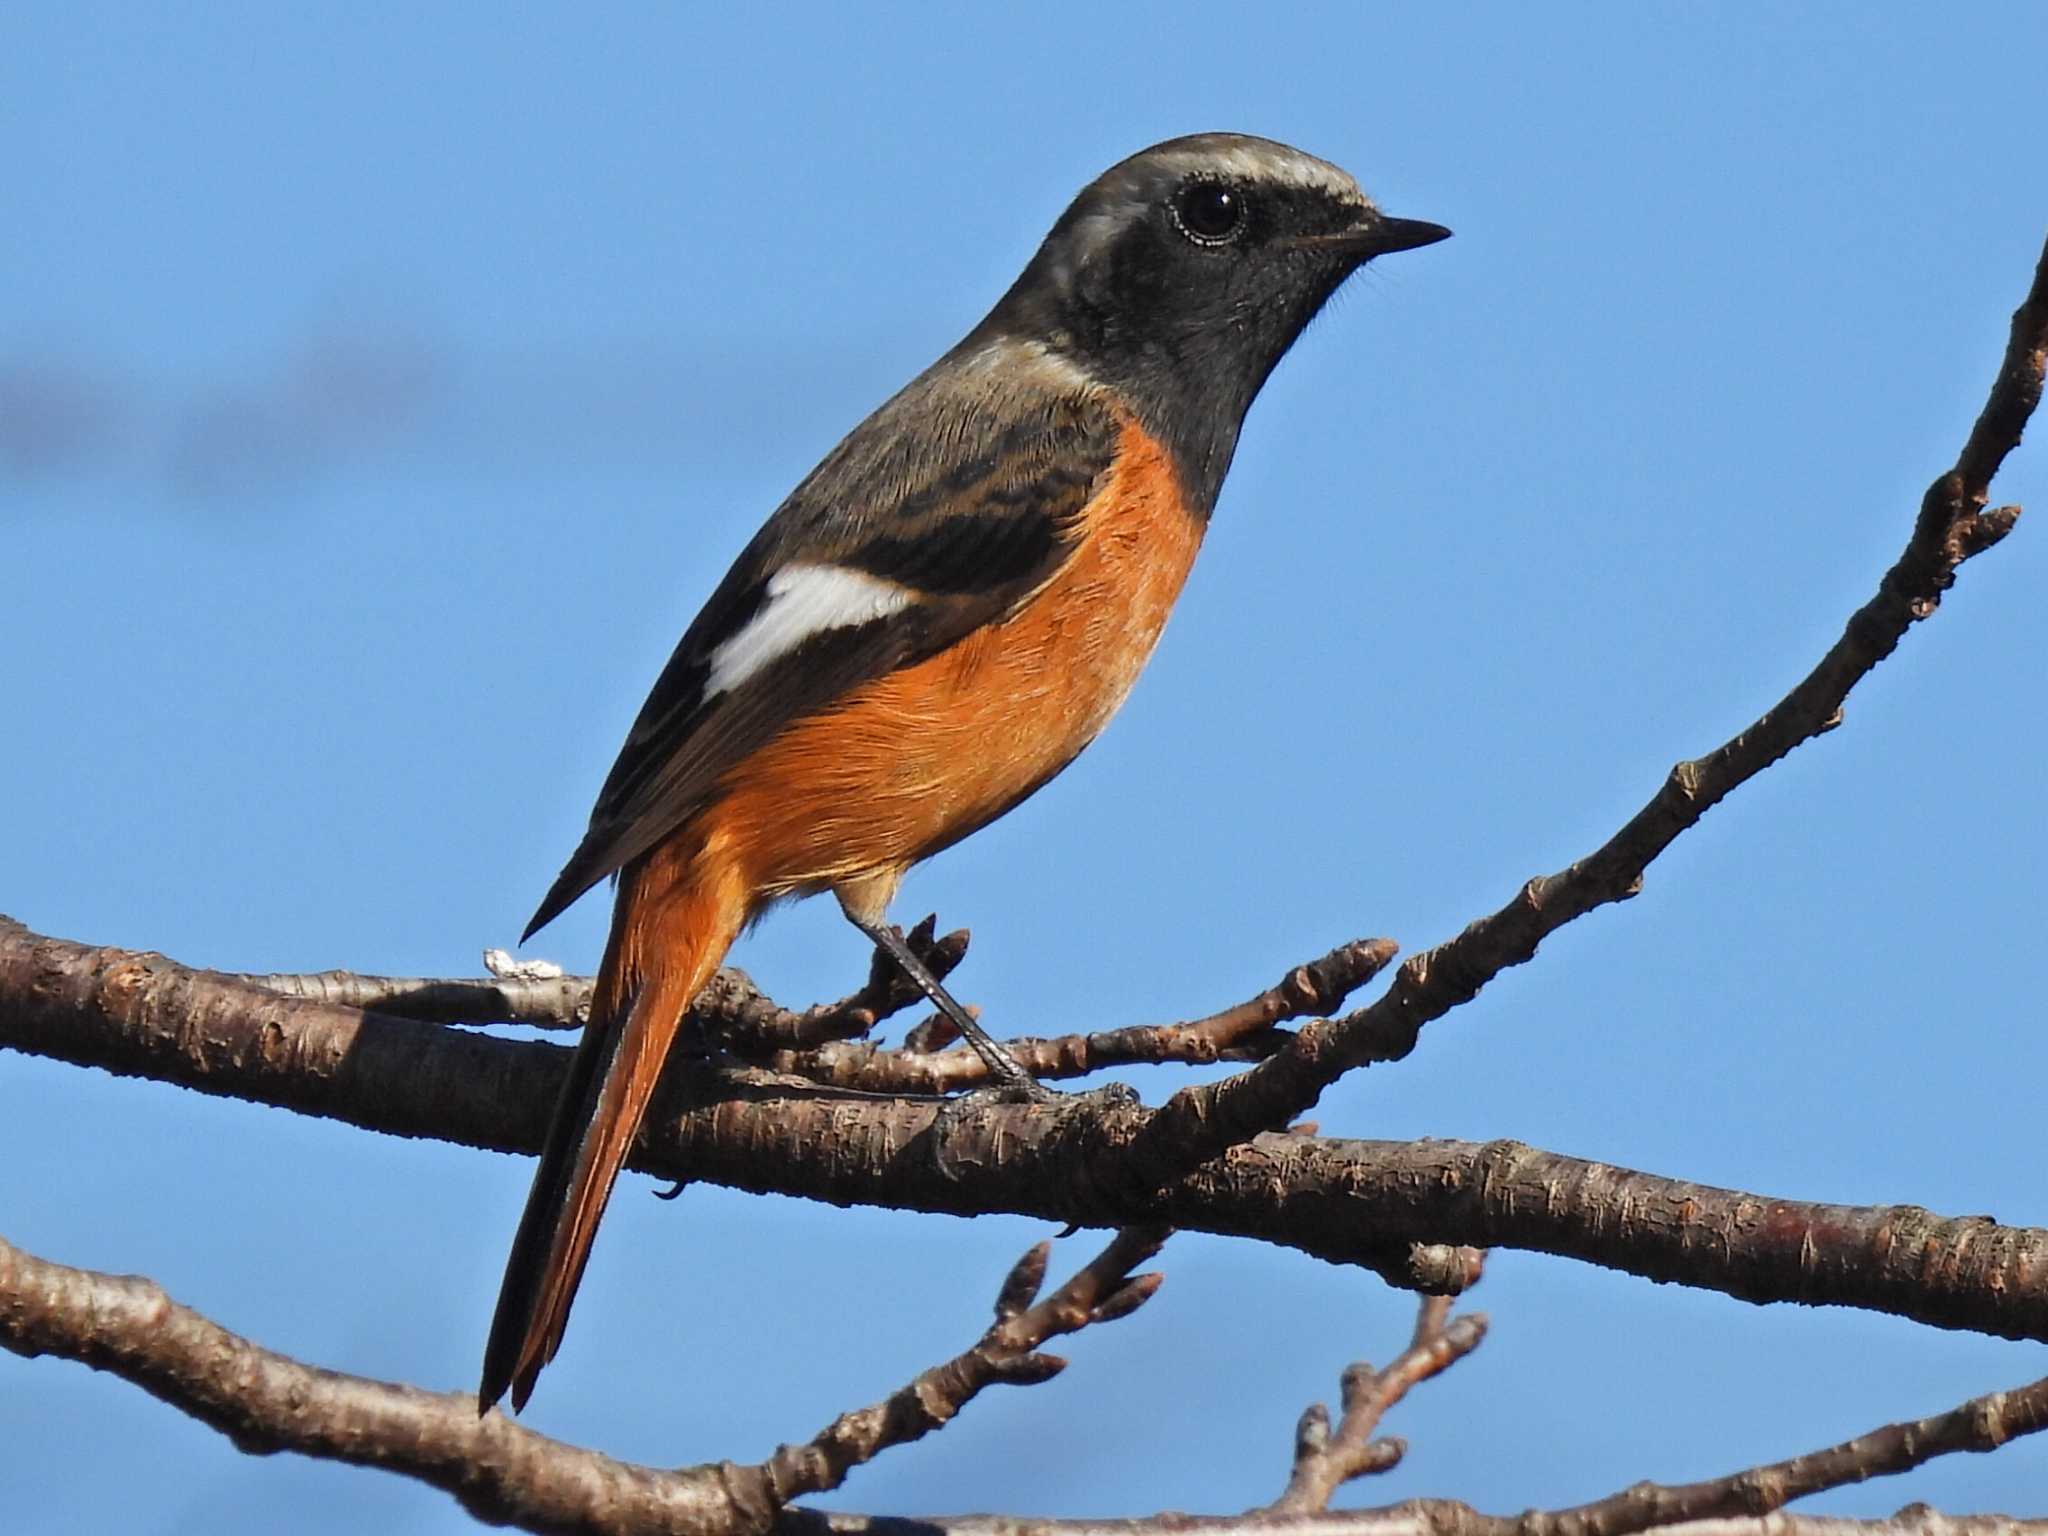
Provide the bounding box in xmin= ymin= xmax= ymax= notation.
xmin=481 ymin=132 xmax=1448 ymax=1413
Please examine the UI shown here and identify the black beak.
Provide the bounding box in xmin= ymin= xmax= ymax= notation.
xmin=1301 ymin=213 xmax=1453 ymax=261
xmin=1362 ymin=214 xmax=1453 ymax=255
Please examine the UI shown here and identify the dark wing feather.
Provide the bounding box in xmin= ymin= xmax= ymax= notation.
xmin=523 ymin=360 xmax=1118 ymax=939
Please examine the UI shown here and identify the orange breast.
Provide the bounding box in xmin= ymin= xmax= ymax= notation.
xmin=706 ymin=418 xmax=1203 ymax=907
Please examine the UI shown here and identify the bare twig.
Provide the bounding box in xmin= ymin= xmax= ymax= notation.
xmin=1168 ymin=940 xmax=1401 ymax=1050
xmin=763 ymin=938 xmax=1399 ymax=1092
xmin=233 ymin=932 xmax=1392 ymax=1090
xmin=762 ymin=1225 xmax=1169 ymax=1503
xmin=1529 ymin=1372 xmax=2048 ymax=1536
xmin=1269 ymin=1276 xmax=1491 ymax=1513
xmin=724 ymin=914 xmax=975 ymax=1053
xmin=232 ymin=913 xmax=970 ymax=1051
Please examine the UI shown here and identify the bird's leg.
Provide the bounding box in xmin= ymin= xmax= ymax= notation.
xmin=848 ymin=914 xmax=1056 ymax=1102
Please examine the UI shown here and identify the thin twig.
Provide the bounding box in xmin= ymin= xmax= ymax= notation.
xmin=1269 ymin=1275 xmax=1491 ymax=1513
xmin=1527 ymin=1372 xmax=2048 ymax=1536
xmin=763 ymin=1225 xmax=1170 ymax=1503
xmin=232 ymin=913 xmax=971 ymax=1051
xmin=724 ymin=914 xmax=974 ymax=1053
xmin=233 ymin=933 xmax=1394 ymax=1090
xmin=763 ymin=938 xmax=1399 ymax=1092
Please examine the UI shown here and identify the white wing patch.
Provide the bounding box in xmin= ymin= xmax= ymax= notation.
xmin=705 ymin=563 xmax=913 ymax=698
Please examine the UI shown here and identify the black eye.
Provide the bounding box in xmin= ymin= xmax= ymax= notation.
xmin=1172 ymin=181 xmax=1246 ymax=245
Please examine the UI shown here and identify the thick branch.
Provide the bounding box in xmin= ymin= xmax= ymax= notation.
xmin=0 ymin=1230 xmax=751 ymax=1534
xmin=7 ymin=917 xmax=2048 ymax=1344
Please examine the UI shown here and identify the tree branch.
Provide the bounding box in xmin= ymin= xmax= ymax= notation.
xmin=806 ymin=1509 xmax=2048 ymax=1535
xmin=1268 ymin=1283 xmax=1491 ymax=1512
xmin=11 ymin=1220 xmax=2044 ymax=1536
xmin=763 ymin=1224 xmax=1168 ymax=1504
xmin=236 ymin=912 xmax=973 ymax=1051
xmin=760 ymin=937 xmax=1398 ymax=1092
xmin=237 ymin=960 xmax=596 ymax=1029
xmin=7 ymin=915 xmax=2048 ymax=1344
xmin=810 ymin=1357 xmax=2048 ymax=1536
xmin=229 ymin=933 xmax=1395 ymax=1089
xmin=0 ymin=1228 xmax=756 ymax=1534
xmin=0 ymin=1224 xmax=1160 ymax=1536
xmin=1526 ymin=1372 xmax=2048 ymax=1536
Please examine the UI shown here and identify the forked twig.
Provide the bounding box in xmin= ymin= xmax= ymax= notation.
xmin=764 ymin=1224 xmax=1171 ymax=1502
xmin=1268 ymin=1271 xmax=1491 ymax=1513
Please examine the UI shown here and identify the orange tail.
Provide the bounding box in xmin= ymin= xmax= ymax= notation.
xmin=479 ymin=835 xmax=745 ymax=1413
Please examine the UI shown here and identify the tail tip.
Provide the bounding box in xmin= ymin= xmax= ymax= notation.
xmin=478 ymin=1339 xmax=544 ymax=1417
xmin=477 ymin=1367 xmax=507 ymax=1418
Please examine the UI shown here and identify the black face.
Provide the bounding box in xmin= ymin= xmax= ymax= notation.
xmin=1072 ymin=173 xmax=1374 ymax=369
xmin=973 ymin=133 xmax=1448 ymax=512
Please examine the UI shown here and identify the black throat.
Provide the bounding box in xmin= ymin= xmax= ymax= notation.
xmin=967 ymin=184 xmax=1368 ymax=518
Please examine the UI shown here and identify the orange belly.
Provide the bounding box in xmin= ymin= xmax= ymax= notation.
xmin=704 ymin=419 xmax=1202 ymax=906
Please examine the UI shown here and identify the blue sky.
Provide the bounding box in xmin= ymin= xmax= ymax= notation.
xmin=5 ymin=5 xmax=2046 ymax=1530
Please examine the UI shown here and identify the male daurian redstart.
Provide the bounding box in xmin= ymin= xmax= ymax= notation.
xmin=481 ymin=132 xmax=1448 ymax=1412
